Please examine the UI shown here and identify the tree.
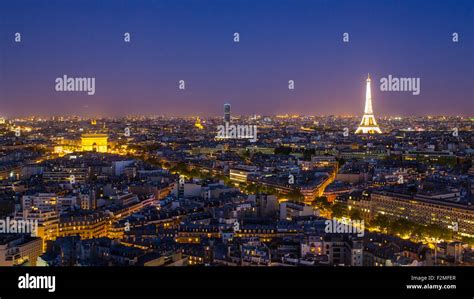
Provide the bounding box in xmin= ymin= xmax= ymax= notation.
xmin=302 ymin=148 xmax=315 ymax=161
xmin=222 ymin=176 xmax=231 ymax=186
xmin=274 ymin=146 xmax=292 ymax=155
xmin=337 ymin=158 xmax=346 ymax=168
xmin=241 ymin=149 xmax=251 ymax=159
xmin=373 ymin=214 xmax=391 ymax=232
xmin=461 ymin=236 xmax=474 ymax=246
xmin=314 ymin=196 xmax=331 ymax=210
xmin=189 ymin=169 xmax=200 ymax=177
xmin=331 ymin=202 xmax=347 ymax=218
xmin=411 ymin=223 xmax=427 ymax=239
xmin=287 ymin=189 xmax=304 ymax=201
xmin=427 ymin=224 xmax=451 ymax=241
xmin=391 ymin=218 xmax=412 ymax=236
xmin=349 ymin=208 xmax=363 ymax=221
xmin=246 ymin=183 xmax=258 ymax=194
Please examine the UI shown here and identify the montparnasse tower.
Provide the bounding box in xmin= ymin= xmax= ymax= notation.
xmin=355 ymin=74 xmax=382 ymax=134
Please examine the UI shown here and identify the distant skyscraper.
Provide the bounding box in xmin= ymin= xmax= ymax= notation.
xmin=224 ymin=103 xmax=231 ymax=123
xmin=355 ymin=74 xmax=382 ymax=134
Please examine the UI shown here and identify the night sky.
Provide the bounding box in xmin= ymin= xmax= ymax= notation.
xmin=1 ymin=0 xmax=473 ymax=117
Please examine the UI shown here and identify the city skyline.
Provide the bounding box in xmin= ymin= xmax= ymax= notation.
xmin=1 ymin=0 xmax=473 ymax=117
xmin=1 ymin=2 xmax=474 ymax=297
xmin=2 ymin=71 xmax=474 ymax=119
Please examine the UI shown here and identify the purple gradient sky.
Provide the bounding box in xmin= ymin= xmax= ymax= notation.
xmin=1 ymin=0 xmax=473 ymax=117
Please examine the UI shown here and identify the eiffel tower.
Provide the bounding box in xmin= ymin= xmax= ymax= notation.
xmin=355 ymin=74 xmax=382 ymax=134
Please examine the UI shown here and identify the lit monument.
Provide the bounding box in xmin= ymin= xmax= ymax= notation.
xmin=81 ymin=134 xmax=108 ymax=153
xmin=355 ymin=74 xmax=382 ymax=134
xmin=194 ymin=116 xmax=204 ymax=129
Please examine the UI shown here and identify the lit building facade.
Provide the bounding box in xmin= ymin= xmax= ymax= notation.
xmin=229 ymin=165 xmax=258 ymax=183
xmin=0 ymin=235 xmax=43 ymax=266
xmin=370 ymin=191 xmax=474 ymax=238
xmin=58 ymin=213 xmax=112 ymax=240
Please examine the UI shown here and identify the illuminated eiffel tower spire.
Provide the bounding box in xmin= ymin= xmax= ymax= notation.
xmin=355 ymin=74 xmax=382 ymax=134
